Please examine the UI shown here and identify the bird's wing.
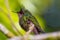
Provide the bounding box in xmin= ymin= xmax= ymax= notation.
xmin=24 ymin=11 xmax=45 ymax=33
xmin=19 ymin=16 xmax=29 ymax=31
xmin=24 ymin=11 xmax=40 ymax=26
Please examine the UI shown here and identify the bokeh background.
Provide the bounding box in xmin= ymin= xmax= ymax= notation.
xmin=0 ymin=0 xmax=60 ymax=40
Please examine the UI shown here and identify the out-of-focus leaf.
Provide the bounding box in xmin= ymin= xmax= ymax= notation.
xmin=0 ymin=31 xmax=7 ymax=40
xmin=8 ymin=0 xmax=21 ymax=12
xmin=0 ymin=11 xmax=19 ymax=35
xmin=0 ymin=0 xmax=26 ymax=36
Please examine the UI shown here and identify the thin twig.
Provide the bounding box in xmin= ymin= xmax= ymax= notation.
xmin=0 ymin=24 xmax=15 ymax=38
xmin=8 ymin=31 xmax=60 ymax=40
xmin=29 ymin=31 xmax=60 ymax=40
xmin=22 ymin=22 xmax=35 ymax=40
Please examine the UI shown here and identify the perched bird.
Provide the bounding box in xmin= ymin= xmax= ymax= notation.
xmin=17 ymin=7 xmax=45 ymax=35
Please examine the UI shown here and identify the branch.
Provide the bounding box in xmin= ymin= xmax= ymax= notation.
xmin=8 ymin=31 xmax=60 ymax=40
xmin=1 ymin=23 xmax=60 ymax=40
xmin=0 ymin=24 xmax=15 ymax=38
xmin=21 ymin=22 xmax=35 ymax=40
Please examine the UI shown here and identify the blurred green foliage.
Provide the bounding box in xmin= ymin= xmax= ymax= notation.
xmin=0 ymin=0 xmax=58 ymax=40
xmin=0 ymin=0 xmax=25 ymax=40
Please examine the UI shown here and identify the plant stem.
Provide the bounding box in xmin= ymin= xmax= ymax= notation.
xmin=5 ymin=0 xmax=21 ymax=35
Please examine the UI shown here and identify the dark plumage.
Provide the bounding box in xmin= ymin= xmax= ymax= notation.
xmin=18 ymin=8 xmax=45 ymax=35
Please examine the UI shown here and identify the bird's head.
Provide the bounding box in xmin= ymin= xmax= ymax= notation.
xmin=13 ymin=6 xmax=29 ymax=18
xmin=17 ymin=7 xmax=26 ymax=18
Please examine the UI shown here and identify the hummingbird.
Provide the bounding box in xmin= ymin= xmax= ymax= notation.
xmin=17 ymin=7 xmax=45 ymax=35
